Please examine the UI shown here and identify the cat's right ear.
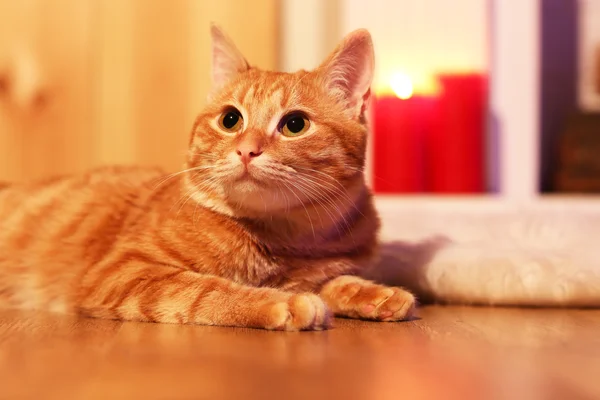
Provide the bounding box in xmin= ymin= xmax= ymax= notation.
xmin=209 ymin=24 xmax=250 ymax=97
xmin=316 ymin=29 xmax=375 ymax=119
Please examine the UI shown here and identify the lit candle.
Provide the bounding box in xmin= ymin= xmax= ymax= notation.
xmin=372 ymin=73 xmax=439 ymax=193
xmin=427 ymin=73 xmax=487 ymax=193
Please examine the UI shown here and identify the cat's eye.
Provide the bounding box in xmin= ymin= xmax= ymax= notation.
xmin=280 ymin=113 xmax=310 ymax=138
xmin=218 ymin=109 xmax=243 ymax=132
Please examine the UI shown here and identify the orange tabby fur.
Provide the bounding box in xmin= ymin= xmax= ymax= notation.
xmin=0 ymin=26 xmax=415 ymax=330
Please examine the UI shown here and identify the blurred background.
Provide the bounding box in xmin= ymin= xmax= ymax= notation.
xmin=0 ymin=0 xmax=598 ymax=200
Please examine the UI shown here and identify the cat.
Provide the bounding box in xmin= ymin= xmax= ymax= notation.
xmin=0 ymin=25 xmax=416 ymax=331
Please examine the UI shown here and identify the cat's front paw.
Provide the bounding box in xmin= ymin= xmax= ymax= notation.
xmin=321 ymin=276 xmax=416 ymax=321
xmin=266 ymin=293 xmax=332 ymax=331
xmin=355 ymin=285 xmax=416 ymax=321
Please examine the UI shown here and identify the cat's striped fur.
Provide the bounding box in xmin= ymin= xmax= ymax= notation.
xmin=0 ymin=26 xmax=415 ymax=330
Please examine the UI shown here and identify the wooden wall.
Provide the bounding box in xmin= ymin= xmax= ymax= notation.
xmin=0 ymin=0 xmax=278 ymax=181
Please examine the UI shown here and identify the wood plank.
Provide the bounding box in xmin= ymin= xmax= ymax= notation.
xmin=0 ymin=0 xmax=93 ymax=181
xmin=1 ymin=306 xmax=599 ymax=399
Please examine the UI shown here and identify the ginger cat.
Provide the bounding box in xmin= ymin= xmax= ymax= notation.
xmin=0 ymin=26 xmax=415 ymax=331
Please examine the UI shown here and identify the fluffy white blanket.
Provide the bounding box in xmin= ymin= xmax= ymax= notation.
xmin=368 ymin=200 xmax=600 ymax=307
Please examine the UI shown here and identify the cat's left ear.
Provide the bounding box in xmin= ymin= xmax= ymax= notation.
xmin=317 ymin=29 xmax=375 ymax=118
xmin=210 ymin=24 xmax=250 ymax=96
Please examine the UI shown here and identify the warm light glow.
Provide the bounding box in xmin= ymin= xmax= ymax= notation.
xmin=389 ymin=72 xmax=413 ymax=99
xmin=373 ymin=71 xmax=444 ymax=97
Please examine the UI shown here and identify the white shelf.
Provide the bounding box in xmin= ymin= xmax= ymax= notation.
xmin=374 ymin=194 xmax=600 ymax=214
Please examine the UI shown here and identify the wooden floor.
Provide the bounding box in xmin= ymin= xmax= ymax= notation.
xmin=1 ymin=306 xmax=599 ymax=400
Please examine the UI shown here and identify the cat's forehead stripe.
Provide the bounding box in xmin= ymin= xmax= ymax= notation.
xmin=241 ymin=86 xmax=256 ymax=104
xmin=230 ymin=78 xmax=281 ymax=127
xmin=270 ymin=88 xmax=284 ymax=108
xmin=226 ymin=72 xmax=314 ymax=130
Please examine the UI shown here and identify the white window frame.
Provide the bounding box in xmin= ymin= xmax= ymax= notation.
xmin=281 ymin=0 xmax=600 ymax=214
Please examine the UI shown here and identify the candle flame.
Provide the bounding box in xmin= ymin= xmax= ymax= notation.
xmin=390 ymin=72 xmax=413 ymax=99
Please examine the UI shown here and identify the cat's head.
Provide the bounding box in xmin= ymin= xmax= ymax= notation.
xmin=185 ymin=24 xmax=374 ymax=217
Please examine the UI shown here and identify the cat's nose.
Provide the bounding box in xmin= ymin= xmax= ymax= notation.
xmin=236 ymin=141 xmax=263 ymax=165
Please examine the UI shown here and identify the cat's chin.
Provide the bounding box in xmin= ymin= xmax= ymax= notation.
xmin=224 ymin=183 xmax=307 ymax=216
xmin=230 ymin=177 xmax=265 ymax=192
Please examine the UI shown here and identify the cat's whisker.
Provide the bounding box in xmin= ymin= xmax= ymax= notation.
xmin=263 ymin=167 xmax=350 ymax=232
xmin=293 ymin=165 xmax=360 ymax=200
xmin=283 ymin=174 xmax=337 ymax=226
xmin=278 ymin=179 xmax=316 ymax=240
xmin=191 ymin=176 xmax=221 ymax=225
xmin=169 ymin=174 xmax=209 ymax=215
xmin=292 ymin=166 xmax=353 ymax=196
xmin=169 ymin=184 xmax=198 ymax=215
xmin=292 ymin=176 xmax=350 ymax=240
xmin=152 ymin=165 xmax=218 ymax=192
xmin=293 ymin=172 xmax=357 ymax=239
xmin=169 ymin=170 xmax=221 ymax=215
xmin=291 ymin=178 xmax=341 ymax=238
xmin=296 ymin=172 xmax=350 ymax=202
xmin=271 ymin=175 xmax=324 ymax=229
xmin=175 ymin=174 xmax=222 ymax=219
xmin=257 ymin=187 xmax=267 ymax=214
xmin=303 ymin=180 xmax=359 ymax=226
xmin=279 ymin=182 xmax=291 ymax=214
xmin=294 ymin=169 xmax=366 ymax=218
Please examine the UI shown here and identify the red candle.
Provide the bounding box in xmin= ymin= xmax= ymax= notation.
xmin=427 ymin=74 xmax=488 ymax=193
xmin=372 ymin=95 xmax=438 ymax=193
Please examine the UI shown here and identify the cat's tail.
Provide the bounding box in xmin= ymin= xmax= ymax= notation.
xmin=364 ymin=237 xmax=600 ymax=307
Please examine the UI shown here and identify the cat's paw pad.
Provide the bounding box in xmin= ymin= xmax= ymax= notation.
xmin=334 ymin=279 xmax=415 ymax=321
xmin=356 ymin=286 xmax=416 ymax=321
xmin=267 ymin=294 xmax=332 ymax=331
